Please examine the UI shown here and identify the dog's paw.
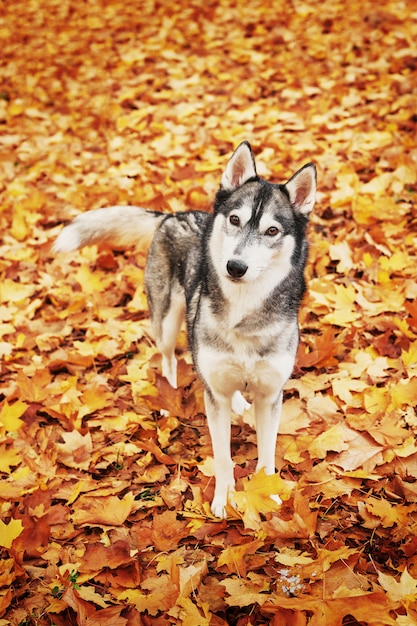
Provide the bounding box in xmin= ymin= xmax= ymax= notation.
xmin=231 ymin=391 xmax=251 ymax=415
xmin=270 ymin=493 xmax=282 ymax=505
xmin=210 ymin=483 xmax=235 ymax=519
xmin=210 ymin=497 xmax=228 ymax=519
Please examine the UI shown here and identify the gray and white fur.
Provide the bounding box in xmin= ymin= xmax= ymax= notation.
xmin=54 ymin=142 xmax=316 ymax=518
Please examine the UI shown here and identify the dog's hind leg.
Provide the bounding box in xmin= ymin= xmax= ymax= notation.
xmin=204 ymin=390 xmax=235 ymax=519
xmin=156 ymin=287 xmax=185 ymax=389
xmin=146 ymin=272 xmax=185 ymax=389
xmin=231 ymin=391 xmax=251 ymax=414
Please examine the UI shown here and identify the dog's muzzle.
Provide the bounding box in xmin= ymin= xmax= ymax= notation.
xmin=227 ymin=259 xmax=248 ymax=280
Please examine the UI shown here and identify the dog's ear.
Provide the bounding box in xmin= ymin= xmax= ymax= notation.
xmin=285 ymin=163 xmax=317 ymax=215
xmin=221 ymin=141 xmax=257 ymax=191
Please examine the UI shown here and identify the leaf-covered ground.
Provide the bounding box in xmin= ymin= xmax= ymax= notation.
xmin=1 ymin=0 xmax=417 ymax=624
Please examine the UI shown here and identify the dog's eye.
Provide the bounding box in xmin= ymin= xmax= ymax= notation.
xmin=265 ymin=226 xmax=280 ymax=237
xmin=229 ymin=215 xmax=240 ymax=227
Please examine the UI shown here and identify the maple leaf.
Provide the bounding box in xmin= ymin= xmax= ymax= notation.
xmin=332 ymin=432 xmax=385 ymax=472
xmin=71 ymin=492 xmax=135 ymax=527
xmin=391 ymin=377 xmax=417 ymax=409
xmin=78 ymin=540 xmax=135 ymax=573
xmin=308 ymin=423 xmax=353 ymax=460
xmin=232 ymin=469 xmax=293 ymax=529
xmin=217 ymin=538 xmax=264 ymax=577
xmin=262 ymin=490 xmax=318 ymax=540
xmin=151 ymin=510 xmax=190 ymax=551
xmin=0 ymin=519 xmax=23 ymax=549
xmin=176 ymin=596 xmax=211 ymax=626
xmin=0 ymin=399 xmax=27 ymax=434
xmin=55 ymin=430 xmax=93 ymax=470
xmin=118 ymin=575 xmax=178 ymax=616
xmin=378 ymin=568 xmax=417 ymax=607
xmin=0 ymin=446 xmax=22 ymax=474
xmin=0 ymin=278 xmax=35 ymax=304
xmin=179 ymin=557 xmax=208 ymax=597
xmin=63 ymin=586 xmax=128 ymax=625
xmin=221 ymin=573 xmax=270 ymax=607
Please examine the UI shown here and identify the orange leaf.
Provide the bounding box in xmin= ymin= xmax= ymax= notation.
xmin=218 ymin=539 xmax=264 ymax=577
xmin=71 ymin=492 xmax=134 ymax=527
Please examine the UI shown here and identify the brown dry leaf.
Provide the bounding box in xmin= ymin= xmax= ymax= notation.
xmin=55 ymin=430 xmax=93 ymax=470
xmin=78 ymin=540 xmax=136 ymax=573
xmin=71 ymin=493 xmax=135 ymax=527
xmin=151 ymin=510 xmax=190 ymax=552
xmin=118 ymin=575 xmax=178 ymax=616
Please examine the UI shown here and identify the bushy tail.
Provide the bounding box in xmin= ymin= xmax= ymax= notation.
xmin=53 ymin=205 xmax=166 ymax=253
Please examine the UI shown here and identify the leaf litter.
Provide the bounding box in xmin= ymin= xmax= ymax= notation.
xmin=0 ymin=0 xmax=417 ymax=624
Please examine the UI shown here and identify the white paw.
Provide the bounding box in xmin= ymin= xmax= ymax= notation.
xmin=211 ymin=497 xmax=227 ymax=519
xmin=210 ymin=482 xmax=235 ymax=519
xmin=231 ymin=391 xmax=251 ymax=415
xmin=270 ymin=493 xmax=282 ymax=505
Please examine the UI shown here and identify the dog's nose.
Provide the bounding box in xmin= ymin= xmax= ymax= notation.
xmin=227 ymin=259 xmax=248 ymax=279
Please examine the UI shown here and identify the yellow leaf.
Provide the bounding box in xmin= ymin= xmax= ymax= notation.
xmin=361 ymin=172 xmax=392 ymax=196
xmin=363 ymin=386 xmax=391 ymax=414
xmin=274 ymin=547 xmax=315 ymax=567
xmin=332 ymin=377 xmax=368 ymax=405
xmin=76 ymin=585 xmax=110 ymax=608
xmin=0 ymin=519 xmax=23 ymax=548
xmin=395 ymin=436 xmax=417 ymax=459
xmin=0 ymin=399 xmax=27 ymax=433
xmin=218 ymin=539 xmax=264 ymax=576
xmin=378 ymin=568 xmax=417 ymax=605
xmin=402 ymin=342 xmax=417 ymax=370
xmin=0 ymin=278 xmax=35 ymax=304
xmin=333 ymin=433 xmax=384 ymax=472
xmin=79 ymin=384 xmax=112 ymax=417
xmin=322 ymin=284 xmax=360 ymax=326
xmin=232 ymin=469 xmax=293 ymax=529
xmin=74 ymin=265 xmax=114 ymax=294
xmin=10 ymin=204 xmax=30 ymax=241
xmin=364 ymin=498 xmax=400 ymax=528
xmin=221 ymin=573 xmax=270 ymax=607
xmin=176 ymin=596 xmax=211 ymax=626
xmin=127 ymin=285 xmax=148 ymax=312
xmin=0 ymin=446 xmax=21 ymax=474
xmin=391 ymin=378 xmax=417 ymax=409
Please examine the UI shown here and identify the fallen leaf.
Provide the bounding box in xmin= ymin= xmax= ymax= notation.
xmin=71 ymin=492 xmax=135 ymax=526
xmin=0 ymin=519 xmax=24 ymax=548
xmin=232 ymin=469 xmax=293 ymax=529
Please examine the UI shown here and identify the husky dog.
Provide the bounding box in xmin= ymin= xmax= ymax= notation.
xmin=54 ymin=142 xmax=316 ymax=518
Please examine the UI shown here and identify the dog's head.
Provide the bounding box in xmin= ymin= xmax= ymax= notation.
xmin=210 ymin=142 xmax=316 ymax=287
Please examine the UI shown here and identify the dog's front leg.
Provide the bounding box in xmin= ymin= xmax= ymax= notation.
xmin=254 ymin=391 xmax=283 ymax=504
xmin=204 ymin=390 xmax=234 ymax=519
